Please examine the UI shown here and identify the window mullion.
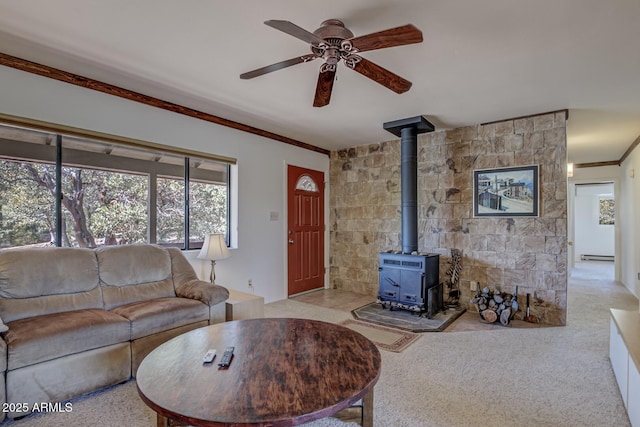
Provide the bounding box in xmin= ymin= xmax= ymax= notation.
xmin=226 ymin=164 xmax=231 ymax=246
xmin=184 ymin=157 xmax=190 ymax=250
xmin=55 ymin=134 xmax=62 ymax=247
xmin=148 ymin=171 xmax=157 ymax=244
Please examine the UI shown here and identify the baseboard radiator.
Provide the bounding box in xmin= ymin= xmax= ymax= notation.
xmin=580 ymin=254 xmax=614 ymax=262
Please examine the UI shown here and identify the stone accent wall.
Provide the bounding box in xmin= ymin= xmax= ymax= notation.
xmin=329 ymin=111 xmax=568 ymax=325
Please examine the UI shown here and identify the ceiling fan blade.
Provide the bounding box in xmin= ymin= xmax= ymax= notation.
xmin=264 ymin=20 xmax=327 ymax=46
xmin=348 ymin=56 xmax=412 ymax=94
xmin=240 ymin=54 xmax=317 ymax=79
xmin=313 ymin=66 xmax=336 ymax=107
xmin=346 ymin=24 xmax=423 ymax=52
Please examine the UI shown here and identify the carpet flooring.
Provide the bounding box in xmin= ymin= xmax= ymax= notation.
xmin=1 ymin=262 xmax=636 ymax=427
xmin=0 ymin=381 xmax=356 ymax=427
xmin=338 ymin=319 xmax=420 ymax=352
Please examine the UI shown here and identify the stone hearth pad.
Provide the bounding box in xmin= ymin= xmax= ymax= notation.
xmin=352 ymin=303 xmax=466 ymax=332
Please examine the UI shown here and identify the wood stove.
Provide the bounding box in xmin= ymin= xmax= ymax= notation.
xmin=377 ymin=116 xmax=443 ymax=318
xmin=377 ymin=252 xmax=442 ymax=317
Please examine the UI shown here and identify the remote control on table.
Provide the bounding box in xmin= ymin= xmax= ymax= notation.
xmin=202 ymin=349 xmax=216 ymax=363
xmin=218 ymin=346 xmax=234 ymax=367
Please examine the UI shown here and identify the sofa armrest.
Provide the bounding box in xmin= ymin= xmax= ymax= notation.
xmin=175 ymin=280 xmax=229 ymax=307
xmin=167 ymin=247 xmax=229 ymax=307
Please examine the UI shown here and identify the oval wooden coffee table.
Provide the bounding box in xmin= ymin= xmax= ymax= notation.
xmin=137 ymin=318 xmax=381 ymax=427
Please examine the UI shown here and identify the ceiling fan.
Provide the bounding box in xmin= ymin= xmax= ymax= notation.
xmin=240 ymin=19 xmax=423 ymax=107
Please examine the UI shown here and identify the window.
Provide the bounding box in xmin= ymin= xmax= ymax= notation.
xmin=0 ymin=159 xmax=57 ymax=247
xmin=189 ymin=175 xmax=228 ymax=244
xmin=61 ymin=166 xmax=148 ymax=247
xmin=599 ymin=198 xmax=615 ymax=225
xmin=0 ymin=122 xmax=231 ymax=250
xmin=295 ymin=175 xmax=318 ymax=192
xmin=157 ymin=176 xmax=185 ymax=246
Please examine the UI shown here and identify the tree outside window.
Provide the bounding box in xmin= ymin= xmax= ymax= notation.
xmin=0 ymin=161 xmax=56 ymax=247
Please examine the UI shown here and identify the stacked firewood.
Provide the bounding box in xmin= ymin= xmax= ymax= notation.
xmin=470 ymin=286 xmax=519 ymax=326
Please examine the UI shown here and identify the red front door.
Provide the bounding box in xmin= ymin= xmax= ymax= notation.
xmin=287 ymin=165 xmax=325 ymax=296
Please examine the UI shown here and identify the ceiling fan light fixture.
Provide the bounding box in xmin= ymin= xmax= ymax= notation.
xmin=240 ymin=19 xmax=423 ymax=106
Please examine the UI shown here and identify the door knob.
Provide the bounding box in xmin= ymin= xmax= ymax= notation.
xmin=288 ymin=239 xmax=295 ymax=244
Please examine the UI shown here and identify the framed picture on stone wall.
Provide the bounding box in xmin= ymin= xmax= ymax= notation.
xmin=473 ymin=165 xmax=539 ymax=217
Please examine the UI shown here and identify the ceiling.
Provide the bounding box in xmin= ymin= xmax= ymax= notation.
xmin=0 ymin=0 xmax=639 ymax=164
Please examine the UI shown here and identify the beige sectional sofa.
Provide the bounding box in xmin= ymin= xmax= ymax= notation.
xmin=0 ymin=244 xmax=229 ymax=420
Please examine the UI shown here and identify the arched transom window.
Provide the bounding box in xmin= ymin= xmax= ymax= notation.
xmin=295 ymin=175 xmax=318 ymax=192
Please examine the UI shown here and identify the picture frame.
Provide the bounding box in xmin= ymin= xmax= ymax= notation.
xmin=473 ymin=165 xmax=539 ymax=217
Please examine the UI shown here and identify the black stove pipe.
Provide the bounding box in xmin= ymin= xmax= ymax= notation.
xmin=400 ymin=126 xmax=418 ymax=253
xmin=383 ymin=116 xmax=435 ymax=253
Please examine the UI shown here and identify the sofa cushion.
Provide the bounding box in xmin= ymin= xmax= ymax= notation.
xmin=111 ymin=297 xmax=209 ymax=340
xmin=0 ymin=247 xmax=102 ymax=322
xmin=6 ymin=343 xmax=131 ymax=419
xmin=3 ymin=309 xmax=130 ymax=371
xmin=97 ymin=245 xmax=175 ymax=310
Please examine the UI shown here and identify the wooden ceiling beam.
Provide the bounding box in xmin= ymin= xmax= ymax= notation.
xmin=3 ymin=51 xmax=638 ymax=165
xmin=574 ymin=161 xmax=619 ymax=168
xmin=618 ymin=133 xmax=640 ymax=166
xmin=0 ymin=52 xmax=330 ymax=157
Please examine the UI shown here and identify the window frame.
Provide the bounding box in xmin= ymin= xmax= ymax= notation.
xmin=0 ymin=116 xmax=234 ymax=250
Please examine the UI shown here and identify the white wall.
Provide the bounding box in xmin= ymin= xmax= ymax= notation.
xmin=0 ymin=65 xmax=330 ymax=303
xmin=620 ymin=150 xmax=640 ymax=299
xmin=569 ymin=166 xmax=621 ymax=282
xmin=573 ymin=183 xmax=615 ymax=260
xmin=572 ymin=159 xmax=640 ymax=300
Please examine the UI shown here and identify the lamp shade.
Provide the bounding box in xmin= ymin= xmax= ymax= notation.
xmin=197 ymin=234 xmax=231 ymax=261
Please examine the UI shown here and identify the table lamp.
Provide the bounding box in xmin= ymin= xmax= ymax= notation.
xmin=197 ymin=233 xmax=230 ymax=284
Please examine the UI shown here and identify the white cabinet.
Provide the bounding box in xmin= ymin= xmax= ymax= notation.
xmin=610 ymin=309 xmax=640 ymax=427
xmin=629 ymin=358 xmax=640 ymax=427
xmin=610 ymin=317 xmax=629 ymax=408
